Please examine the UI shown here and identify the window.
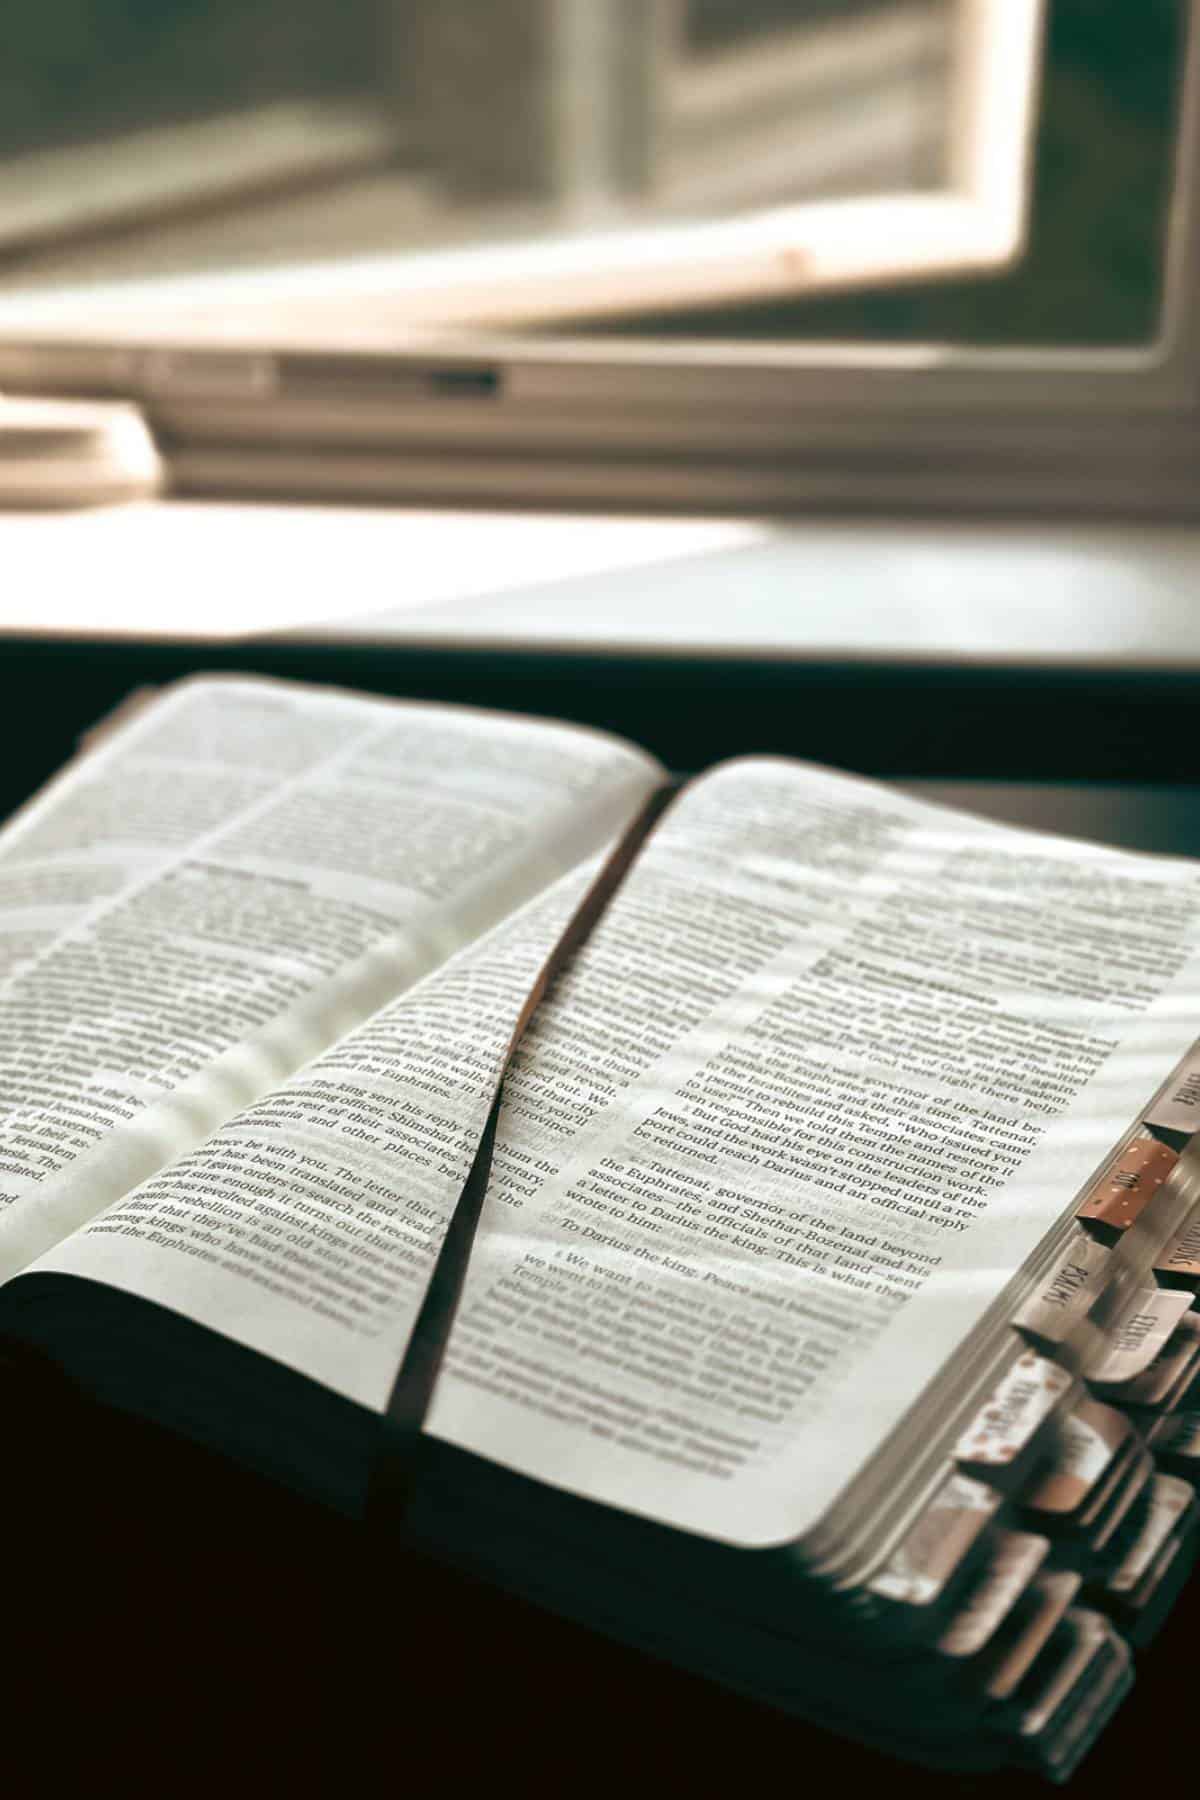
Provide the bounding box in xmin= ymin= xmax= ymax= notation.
xmin=0 ymin=2 xmax=1194 ymax=518
xmin=1 ymin=2 xmax=1043 ymax=322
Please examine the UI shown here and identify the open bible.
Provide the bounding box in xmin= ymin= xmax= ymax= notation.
xmin=3 ymin=674 xmax=1200 ymax=1779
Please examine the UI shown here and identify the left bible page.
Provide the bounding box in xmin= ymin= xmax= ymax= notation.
xmin=0 ymin=675 xmax=661 ymax=1277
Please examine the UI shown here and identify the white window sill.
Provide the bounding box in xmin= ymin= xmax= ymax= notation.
xmin=4 ymin=498 xmax=1200 ymax=673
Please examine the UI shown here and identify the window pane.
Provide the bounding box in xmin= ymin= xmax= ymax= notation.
xmin=602 ymin=0 xmax=1182 ymax=346
xmin=0 ymin=0 xmax=1183 ymax=350
xmin=0 ymin=1 xmax=384 ymax=155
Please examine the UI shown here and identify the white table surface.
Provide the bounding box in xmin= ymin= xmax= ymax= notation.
xmin=5 ymin=498 xmax=1200 ymax=668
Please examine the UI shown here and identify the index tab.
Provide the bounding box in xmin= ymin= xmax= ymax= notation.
xmin=1034 ymin=1628 xmax=1133 ymax=1781
xmin=1154 ymin=1208 xmax=1200 ymax=1286
xmin=1088 ymin=1287 xmax=1195 ymax=1386
xmin=1145 ymin=1046 xmax=1200 ymax=1135
xmin=1076 ymin=1131 xmax=1178 ymax=1231
xmin=955 ymin=1350 xmax=1073 ymax=1469
xmin=1020 ymin=1398 xmax=1130 ymax=1517
xmin=982 ymin=1568 xmax=1083 ymax=1700
xmin=1087 ymin=1447 xmax=1154 ymax=1551
xmin=1077 ymin=1435 xmax=1143 ymax=1533
xmin=1014 ymin=1229 xmax=1111 ymax=1343
xmin=1114 ymin=1310 xmax=1200 ymax=1409
xmin=936 ymin=1528 xmax=1050 ymax=1658
xmin=1018 ymin=1609 xmax=1113 ymax=1739
xmin=1106 ymin=1472 xmax=1194 ymax=1595
xmin=1149 ymin=1406 xmax=1200 ymax=1464
xmin=868 ymin=1472 xmax=1001 ymax=1607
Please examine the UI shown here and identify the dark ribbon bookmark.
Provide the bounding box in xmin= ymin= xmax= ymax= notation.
xmin=366 ymin=779 xmax=680 ymax=1531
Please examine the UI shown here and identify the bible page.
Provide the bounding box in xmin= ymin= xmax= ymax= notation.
xmin=0 ymin=675 xmax=660 ymax=1275
xmin=29 ymin=759 xmax=1200 ymax=1546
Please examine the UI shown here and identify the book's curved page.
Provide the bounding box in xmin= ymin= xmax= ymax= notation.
xmin=0 ymin=675 xmax=661 ymax=1275
xmin=32 ymin=761 xmax=1200 ymax=1548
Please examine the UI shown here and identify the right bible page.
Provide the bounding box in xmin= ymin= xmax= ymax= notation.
xmin=30 ymin=760 xmax=1200 ymax=1546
